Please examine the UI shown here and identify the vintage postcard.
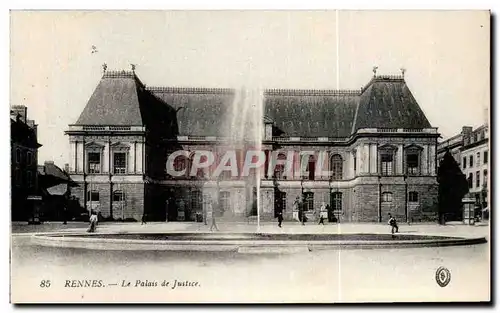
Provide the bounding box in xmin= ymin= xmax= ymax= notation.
xmin=9 ymin=10 xmax=490 ymax=303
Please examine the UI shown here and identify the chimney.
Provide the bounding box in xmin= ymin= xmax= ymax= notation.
xmin=462 ymin=126 xmax=473 ymax=135
xmin=11 ymin=105 xmax=27 ymax=124
xmin=44 ymin=160 xmax=54 ymax=166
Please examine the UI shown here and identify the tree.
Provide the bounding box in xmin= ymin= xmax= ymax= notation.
xmin=437 ymin=150 xmax=469 ymax=225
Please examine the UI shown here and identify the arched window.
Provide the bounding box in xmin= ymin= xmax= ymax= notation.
xmin=409 ymin=191 xmax=418 ymax=202
xmin=330 ymin=154 xmax=343 ymax=180
xmin=113 ymin=190 xmax=124 ymax=202
xmin=381 ymin=192 xmax=393 ymax=203
xmin=274 ymin=153 xmax=287 ymax=179
xmin=173 ymin=155 xmax=189 ymax=177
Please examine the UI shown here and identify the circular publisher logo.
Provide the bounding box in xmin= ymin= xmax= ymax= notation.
xmin=435 ymin=266 xmax=451 ymax=287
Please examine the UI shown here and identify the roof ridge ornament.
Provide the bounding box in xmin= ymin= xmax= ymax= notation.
xmin=372 ymin=66 xmax=378 ymax=77
xmin=102 ymin=63 xmax=107 ymax=74
xmin=400 ymin=67 xmax=406 ymax=78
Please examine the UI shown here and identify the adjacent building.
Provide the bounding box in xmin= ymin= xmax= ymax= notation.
xmin=11 ymin=105 xmax=42 ymax=221
xmin=66 ymin=69 xmax=440 ymax=223
xmin=437 ymin=124 xmax=489 ymax=210
xmin=38 ymin=161 xmax=80 ymax=221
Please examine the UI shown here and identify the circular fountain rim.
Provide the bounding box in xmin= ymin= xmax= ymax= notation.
xmin=30 ymin=232 xmax=488 ymax=252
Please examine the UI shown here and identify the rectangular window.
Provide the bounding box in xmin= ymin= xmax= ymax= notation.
xmin=406 ymin=154 xmax=419 ymax=175
xmin=191 ymin=190 xmax=203 ymax=213
xmin=409 ymin=191 xmax=418 ymax=202
xmin=483 ymin=170 xmax=488 ymax=187
xmin=476 ymin=171 xmax=480 ymax=188
xmin=332 ymin=192 xmax=342 ymax=212
xmin=280 ymin=192 xmax=287 ymax=211
xmin=484 ymin=151 xmax=488 ymax=164
xmin=476 ymin=152 xmax=480 ymax=166
xmin=463 ymin=157 xmax=467 ymax=169
xmin=469 ymin=155 xmax=473 ymax=167
xmin=381 ymin=154 xmax=393 ymax=176
xmin=27 ymin=152 xmax=32 ymax=165
xmin=220 ymin=191 xmax=230 ymax=214
xmin=87 ymin=191 xmax=100 ymax=201
xmin=303 ymin=192 xmax=314 ymax=211
xmin=16 ymin=149 xmax=21 ymax=163
xmin=468 ymin=173 xmax=473 ymax=189
xmin=113 ymin=152 xmax=127 ymax=174
xmin=88 ymin=152 xmax=101 ymax=174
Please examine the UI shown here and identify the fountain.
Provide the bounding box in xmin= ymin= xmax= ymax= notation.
xmin=225 ymin=86 xmax=265 ymax=232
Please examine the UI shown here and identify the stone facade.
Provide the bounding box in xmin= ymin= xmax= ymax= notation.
xmin=66 ymin=70 xmax=440 ymax=223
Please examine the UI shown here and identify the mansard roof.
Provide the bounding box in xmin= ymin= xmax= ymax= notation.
xmin=352 ymin=75 xmax=432 ymax=132
xmin=76 ymin=71 xmax=144 ymax=125
xmin=73 ymin=71 xmax=433 ymax=138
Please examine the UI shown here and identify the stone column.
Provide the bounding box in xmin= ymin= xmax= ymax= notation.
xmin=69 ymin=141 xmax=76 ymax=173
xmin=103 ymin=142 xmax=110 ymax=173
xmin=370 ymin=144 xmax=378 ymax=174
xmin=355 ymin=148 xmax=361 ymax=175
xmin=136 ymin=142 xmax=143 ymax=173
xmin=421 ymin=145 xmax=429 ymax=175
xmin=363 ymin=144 xmax=370 ymax=174
xmin=128 ymin=144 xmax=134 ymax=174
xmin=397 ymin=144 xmax=404 ymax=174
xmin=348 ymin=152 xmax=352 ymax=179
xmin=77 ymin=141 xmax=84 ymax=174
xmin=429 ymin=145 xmax=436 ymax=176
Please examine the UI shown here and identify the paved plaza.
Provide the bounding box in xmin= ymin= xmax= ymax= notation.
xmin=11 ymin=220 xmax=490 ymax=302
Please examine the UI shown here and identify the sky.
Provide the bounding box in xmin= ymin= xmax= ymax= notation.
xmin=10 ymin=10 xmax=490 ymax=167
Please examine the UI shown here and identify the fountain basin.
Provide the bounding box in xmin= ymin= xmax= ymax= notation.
xmin=30 ymin=232 xmax=487 ymax=253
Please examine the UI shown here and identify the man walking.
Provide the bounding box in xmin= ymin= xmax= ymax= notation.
xmin=141 ymin=212 xmax=147 ymax=225
xmin=277 ymin=211 xmax=283 ymax=228
xmin=209 ymin=200 xmax=219 ymax=231
xmin=388 ymin=213 xmax=399 ymax=234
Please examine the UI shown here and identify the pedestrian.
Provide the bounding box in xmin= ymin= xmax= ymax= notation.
xmin=62 ymin=206 xmax=68 ymax=225
xmin=209 ymin=200 xmax=219 ymax=231
xmin=318 ymin=202 xmax=326 ymax=225
xmin=318 ymin=214 xmax=325 ymax=225
xmin=388 ymin=213 xmax=399 ymax=234
xmin=301 ymin=210 xmax=307 ymax=226
xmin=87 ymin=210 xmax=98 ymax=233
xmin=141 ymin=212 xmax=147 ymax=225
xmin=277 ymin=211 xmax=283 ymax=228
